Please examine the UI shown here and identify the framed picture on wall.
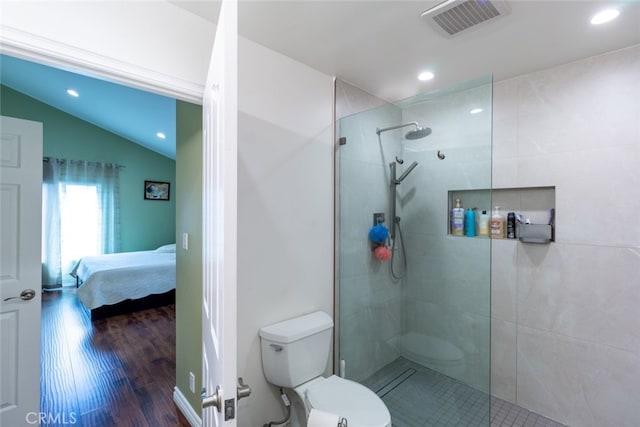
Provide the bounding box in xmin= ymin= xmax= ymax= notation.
xmin=144 ymin=180 xmax=170 ymax=201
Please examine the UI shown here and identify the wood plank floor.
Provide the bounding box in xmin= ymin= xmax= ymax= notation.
xmin=41 ymin=289 xmax=191 ymax=427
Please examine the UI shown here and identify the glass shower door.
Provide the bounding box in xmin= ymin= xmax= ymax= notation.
xmin=336 ymin=75 xmax=493 ymax=427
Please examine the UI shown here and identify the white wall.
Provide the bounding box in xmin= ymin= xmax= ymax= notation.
xmin=491 ymin=44 xmax=640 ymax=427
xmin=236 ymin=37 xmax=334 ymax=427
xmin=0 ymin=1 xmax=214 ymax=101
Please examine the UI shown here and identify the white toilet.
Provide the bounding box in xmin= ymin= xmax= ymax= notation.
xmin=260 ymin=311 xmax=391 ymax=427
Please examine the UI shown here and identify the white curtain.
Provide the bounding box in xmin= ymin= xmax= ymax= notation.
xmin=42 ymin=158 xmax=121 ymax=289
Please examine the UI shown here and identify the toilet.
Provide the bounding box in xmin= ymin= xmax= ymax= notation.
xmin=260 ymin=311 xmax=391 ymax=427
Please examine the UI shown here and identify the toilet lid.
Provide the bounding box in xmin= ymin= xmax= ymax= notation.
xmin=305 ymin=376 xmax=390 ymax=427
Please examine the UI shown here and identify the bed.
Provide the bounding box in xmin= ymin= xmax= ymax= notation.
xmin=70 ymin=243 xmax=176 ymax=319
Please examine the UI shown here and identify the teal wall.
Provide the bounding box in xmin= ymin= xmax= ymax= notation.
xmin=175 ymin=100 xmax=202 ymax=416
xmin=0 ymin=85 xmax=176 ymax=251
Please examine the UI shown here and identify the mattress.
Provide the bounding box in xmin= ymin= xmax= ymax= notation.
xmin=70 ymin=249 xmax=176 ymax=310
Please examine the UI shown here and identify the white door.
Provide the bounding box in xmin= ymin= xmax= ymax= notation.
xmin=201 ymin=0 xmax=239 ymax=426
xmin=0 ymin=116 xmax=43 ymax=426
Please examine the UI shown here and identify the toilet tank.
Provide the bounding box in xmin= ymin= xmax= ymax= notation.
xmin=259 ymin=311 xmax=333 ymax=388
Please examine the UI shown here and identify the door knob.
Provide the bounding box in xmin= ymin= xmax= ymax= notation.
xmin=3 ymin=289 xmax=36 ymax=302
xmin=237 ymin=377 xmax=251 ymax=400
xmin=201 ymin=385 xmax=223 ymax=412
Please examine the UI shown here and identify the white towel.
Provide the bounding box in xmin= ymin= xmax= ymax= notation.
xmin=307 ymin=408 xmax=342 ymax=427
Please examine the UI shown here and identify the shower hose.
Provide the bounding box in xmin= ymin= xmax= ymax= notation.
xmin=390 ymin=217 xmax=407 ymax=280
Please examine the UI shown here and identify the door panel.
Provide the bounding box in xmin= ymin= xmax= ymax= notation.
xmin=202 ymin=0 xmax=238 ymax=426
xmin=0 ymin=116 xmax=43 ymax=426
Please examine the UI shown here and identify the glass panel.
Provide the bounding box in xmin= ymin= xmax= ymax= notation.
xmin=337 ymin=75 xmax=492 ymax=427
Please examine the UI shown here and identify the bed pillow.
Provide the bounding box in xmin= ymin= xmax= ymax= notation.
xmin=155 ymin=243 xmax=176 ymax=253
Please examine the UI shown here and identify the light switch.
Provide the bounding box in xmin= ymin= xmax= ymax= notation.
xmin=182 ymin=232 xmax=189 ymax=250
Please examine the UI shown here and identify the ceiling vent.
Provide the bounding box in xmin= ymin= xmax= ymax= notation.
xmin=421 ymin=0 xmax=511 ymax=37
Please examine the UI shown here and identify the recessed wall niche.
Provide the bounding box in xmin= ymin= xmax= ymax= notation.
xmin=448 ymin=186 xmax=556 ymax=242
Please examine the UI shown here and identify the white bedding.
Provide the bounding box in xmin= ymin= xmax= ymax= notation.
xmin=70 ymin=249 xmax=176 ymax=310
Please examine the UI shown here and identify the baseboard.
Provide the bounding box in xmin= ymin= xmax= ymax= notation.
xmin=173 ymin=386 xmax=202 ymax=427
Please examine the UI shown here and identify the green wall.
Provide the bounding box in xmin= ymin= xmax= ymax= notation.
xmin=175 ymin=100 xmax=203 ymax=416
xmin=0 ymin=85 xmax=176 ymax=251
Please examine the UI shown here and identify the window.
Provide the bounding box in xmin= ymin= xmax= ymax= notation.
xmin=59 ymin=184 xmax=101 ymax=284
xmin=42 ymin=158 xmax=121 ymax=288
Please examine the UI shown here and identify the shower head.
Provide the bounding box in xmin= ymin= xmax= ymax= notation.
xmin=396 ymin=161 xmax=418 ymax=183
xmin=376 ymin=122 xmax=431 ymax=140
xmin=405 ymin=126 xmax=432 ymax=140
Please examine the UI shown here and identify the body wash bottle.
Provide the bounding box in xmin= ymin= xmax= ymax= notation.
xmin=490 ymin=206 xmax=505 ymax=239
xmin=451 ymin=199 xmax=464 ymax=236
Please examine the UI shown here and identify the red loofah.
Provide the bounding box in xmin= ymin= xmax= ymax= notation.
xmin=374 ymin=245 xmax=392 ymax=261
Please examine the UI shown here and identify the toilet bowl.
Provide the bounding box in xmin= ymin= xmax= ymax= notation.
xmin=395 ymin=332 xmax=466 ymax=378
xmin=260 ymin=311 xmax=391 ymax=427
xmin=297 ymin=376 xmax=390 ymax=427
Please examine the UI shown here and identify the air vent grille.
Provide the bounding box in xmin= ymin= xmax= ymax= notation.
xmin=425 ymin=0 xmax=509 ymax=37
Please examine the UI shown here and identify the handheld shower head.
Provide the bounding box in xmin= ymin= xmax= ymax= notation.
xmin=396 ymin=161 xmax=418 ymax=183
xmin=390 ymin=161 xmax=419 ymax=186
xmin=376 ymin=122 xmax=431 ymax=140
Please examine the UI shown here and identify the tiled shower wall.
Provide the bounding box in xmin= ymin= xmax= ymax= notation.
xmin=336 ymin=43 xmax=640 ymax=427
xmin=491 ymin=45 xmax=640 ymax=427
xmin=400 ymin=82 xmax=493 ymax=392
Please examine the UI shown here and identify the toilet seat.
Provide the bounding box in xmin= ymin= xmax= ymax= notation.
xmin=300 ymin=375 xmax=391 ymax=427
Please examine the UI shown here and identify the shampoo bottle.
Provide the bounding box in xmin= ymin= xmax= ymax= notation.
xmin=490 ymin=206 xmax=505 ymax=239
xmin=478 ymin=210 xmax=489 ymax=237
xmin=451 ymin=199 xmax=464 ymax=236
xmin=465 ymin=208 xmax=476 ymax=237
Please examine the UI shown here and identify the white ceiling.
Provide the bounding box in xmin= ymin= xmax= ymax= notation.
xmin=178 ymin=0 xmax=640 ymax=102
xmin=248 ymin=1 xmax=640 ymax=102
xmin=2 ymin=1 xmax=637 ymax=159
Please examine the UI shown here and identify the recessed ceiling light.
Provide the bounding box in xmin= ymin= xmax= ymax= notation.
xmin=66 ymin=89 xmax=79 ymax=97
xmin=156 ymin=132 xmax=166 ymax=140
xmin=418 ymin=71 xmax=435 ymax=81
xmin=590 ymin=9 xmax=620 ymax=25
xmin=470 ymin=108 xmax=483 ymax=114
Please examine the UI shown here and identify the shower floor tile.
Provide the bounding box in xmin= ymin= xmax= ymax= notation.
xmin=361 ymin=358 xmax=566 ymax=427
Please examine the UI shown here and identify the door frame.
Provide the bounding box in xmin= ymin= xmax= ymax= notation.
xmin=2 ymin=12 xmax=213 ymax=426
xmin=0 ymin=26 xmax=204 ymax=104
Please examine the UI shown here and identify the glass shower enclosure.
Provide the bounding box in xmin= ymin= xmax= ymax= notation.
xmin=336 ymin=76 xmax=493 ymax=426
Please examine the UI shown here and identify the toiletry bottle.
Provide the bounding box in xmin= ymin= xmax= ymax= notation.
xmin=490 ymin=206 xmax=505 ymax=239
xmin=465 ymin=208 xmax=476 ymax=237
xmin=451 ymin=199 xmax=464 ymax=236
xmin=507 ymin=212 xmax=516 ymax=239
xmin=478 ymin=210 xmax=489 ymax=237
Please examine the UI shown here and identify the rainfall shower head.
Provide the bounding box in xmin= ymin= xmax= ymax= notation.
xmin=405 ymin=126 xmax=432 ymax=140
xmin=376 ymin=122 xmax=431 ymax=140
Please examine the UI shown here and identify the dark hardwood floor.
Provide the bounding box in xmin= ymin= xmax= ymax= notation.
xmin=41 ymin=289 xmax=191 ymax=427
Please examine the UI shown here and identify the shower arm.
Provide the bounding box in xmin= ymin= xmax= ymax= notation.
xmin=376 ymin=122 xmax=419 ymax=135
